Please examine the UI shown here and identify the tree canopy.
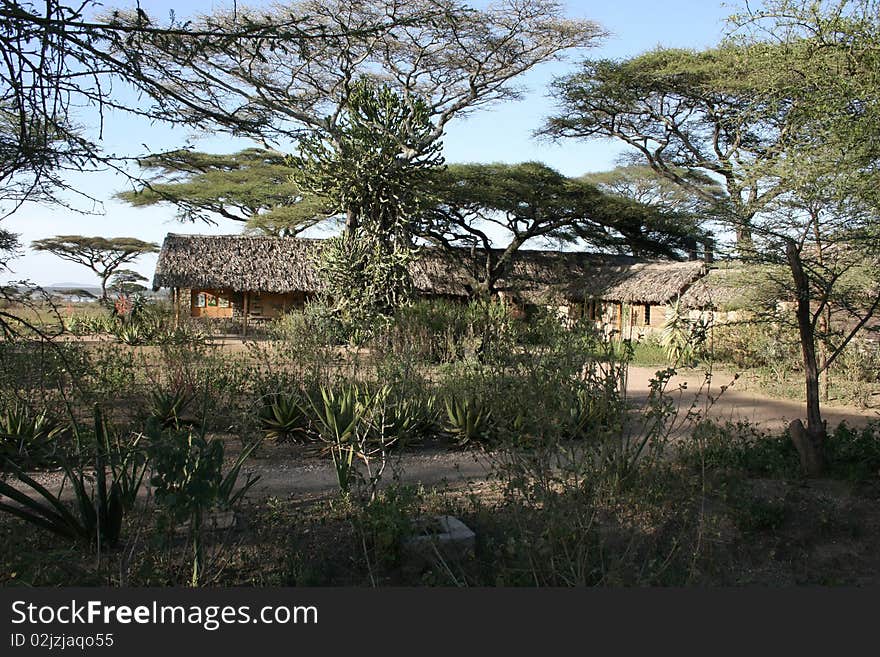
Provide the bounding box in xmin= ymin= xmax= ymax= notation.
xmin=116 ymin=148 xmax=334 ymax=236
xmin=541 ymin=0 xmax=880 ymax=474
xmin=110 ymin=0 xmax=605 ymax=151
xmin=0 ymin=0 xmax=357 ymax=212
xmin=31 ymin=235 xmax=158 ymax=300
xmin=418 ymin=161 xmax=707 ymax=295
xmin=540 ymin=44 xmax=797 ymax=252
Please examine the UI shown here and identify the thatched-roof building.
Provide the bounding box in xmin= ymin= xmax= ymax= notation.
xmin=153 ymin=233 xmax=710 ymax=335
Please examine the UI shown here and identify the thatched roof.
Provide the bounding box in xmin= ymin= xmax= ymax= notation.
xmin=678 ymin=265 xmax=781 ymax=310
xmin=153 ymin=234 xmax=325 ymax=294
xmin=153 ymin=233 xmax=707 ymax=305
xmin=563 ymin=259 xmax=705 ymax=305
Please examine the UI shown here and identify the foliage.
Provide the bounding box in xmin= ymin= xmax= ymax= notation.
xmin=30 ymin=236 xmax=158 ymax=301
xmin=114 ymin=322 xmax=144 ymax=346
xmin=384 ymin=298 xmax=520 ymax=364
xmin=659 ymin=302 xmax=708 ymax=366
xmin=420 ymin=162 xmax=704 ymax=295
xmin=291 ymin=81 xmax=442 ymax=235
xmin=681 ymin=420 xmax=801 ymax=478
xmin=149 ymin=386 xmax=196 ymax=430
xmin=107 ymin=269 xmax=147 ymax=296
xmin=64 ymin=312 xmax=115 ymax=336
xmin=0 ymin=405 xmax=145 ymax=548
xmin=0 ymin=400 xmax=69 ymax=468
xmin=118 ymin=149 xmax=332 ymax=233
xmin=258 ymin=392 xmax=312 ymax=443
xmin=541 ymin=45 xmax=790 ymax=251
xmin=824 ymin=421 xmax=880 ymax=482
xmin=306 ymin=384 xmax=365 ymax=496
xmin=443 ymin=394 xmax=493 ymax=446
xmin=315 ymin=231 xmax=415 ymax=343
xmin=148 ymin=427 xmax=260 ymax=585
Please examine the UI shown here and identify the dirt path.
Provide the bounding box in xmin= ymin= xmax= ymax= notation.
xmin=245 ymin=366 xmax=878 ymax=499
xmin=5 ymin=366 xmax=877 ymax=502
xmin=624 ymin=365 xmax=879 ymax=432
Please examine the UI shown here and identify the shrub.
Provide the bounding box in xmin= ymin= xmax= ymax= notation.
xmin=258 ymin=392 xmax=312 ymax=442
xmin=443 ymin=394 xmax=492 ymax=446
xmin=825 ymin=421 xmax=880 ymax=482
xmin=0 ymin=400 xmax=69 ymax=468
xmin=681 ymin=420 xmax=800 ymax=478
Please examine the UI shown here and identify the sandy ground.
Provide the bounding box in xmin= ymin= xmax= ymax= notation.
xmin=624 ymin=366 xmax=879 ymax=432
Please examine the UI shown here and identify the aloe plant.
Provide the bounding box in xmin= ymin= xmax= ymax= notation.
xmin=380 ymin=393 xmax=440 ymax=444
xmin=0 ymin=405 xmax=145 ymax=548
xmin=115 ymin=322 xmax=144 ymax=345
xmin=0 ymin=401 xmax=69 ymax=467
xmin=443 ymin=395 xmax=492 ymax=446
xmin=149 ymin=386 xmax=195 ymax=429
xmin=307 ymin=384 xmax=364 ymax=495
xmin=258 ymin=392 xmax=311 ymax=442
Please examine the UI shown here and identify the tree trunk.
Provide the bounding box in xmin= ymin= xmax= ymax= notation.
xmin=344 ymin=208 xmax=359 ymax=236
xmin=785 ymin=242 xmax=826 ymax=476
xmin=100 ymin=274 xmax=110 ymax=303
xmin=735 ymin=224 xmax=754 ymax=257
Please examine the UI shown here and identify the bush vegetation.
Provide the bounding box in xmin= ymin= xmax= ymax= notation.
xmin=0 ymin=296 xmax=878 ymax=586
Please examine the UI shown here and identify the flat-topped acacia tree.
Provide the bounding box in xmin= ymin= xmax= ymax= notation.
xmin=31 ymin=235 xmax=158 ymax=302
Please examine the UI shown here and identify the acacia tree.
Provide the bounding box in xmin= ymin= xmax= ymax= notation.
xmin=540 ymin=45 xmax=797 ymax=253
xmin=107 ymin=269 xmax=148 ymax=296
xmin=543 ymin=0 xmax=880 ymax=475
xmin=116 ymin=149 xmax=335 ymax=236
xmin=113 ymin=0 xmax=604 ymax=198
xmin=579 ymin=164 xmax=724 ymax=257
xmin=0 ymin=0 xmax=377 ymax=213
xmin=418 ymin=161 xmax=707 ymax=296
xmin=113 ymin=0 xmax=603 ymax=142
xmin=31 ymin=236 xmax=158 ymax=301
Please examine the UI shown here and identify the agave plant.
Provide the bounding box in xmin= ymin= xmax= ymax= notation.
xmin=0 ymin=405 xmax=146 ymax=548
xmin=567 ymin=388 xmax=598 ymax=439
xmin=115 ymin=322 xmax=144 ymax=345
xmin=443 ymin=394 xmax=492 ymax=446
xmin=149 ymin=386 xmax=195 ymax=430
xmin=258 ymin=392 xmax=311 ymax=442
xmin=0 ymin=401 xmax=69 ymax=467
xmin=306 ymin=384 xmax=365 ymax=495
xmin=380 ymin=393 xmax=441 ymax=444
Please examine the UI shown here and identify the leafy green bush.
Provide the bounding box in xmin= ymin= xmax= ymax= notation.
xmin=681 ymin=420 xmax=800 ymax=477
xmin=825 ymin=421 xmax=880 ymax=481
xmin=711 ymin=319 xmax=801 ymax=371
xmin=148 ymin=427 xmax=260 ymax=585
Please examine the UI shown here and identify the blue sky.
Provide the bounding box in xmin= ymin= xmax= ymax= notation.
xmin=1 ymin=0 xmax=737 ymax=286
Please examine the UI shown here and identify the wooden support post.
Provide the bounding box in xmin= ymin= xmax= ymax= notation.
xmin=617 ymin=301 xmax=624 ymax=340
xmin=173 ymin=287 xmax=180 ymax=329
xmin=242 ymin=291 xmax=249 ymax=338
